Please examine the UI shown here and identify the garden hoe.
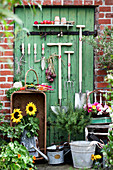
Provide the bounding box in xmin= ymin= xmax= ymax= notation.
xmin=47 ymin=43 xmax=72 ymax=114
xmin=75 ymin=25 xmax=86 ymax=108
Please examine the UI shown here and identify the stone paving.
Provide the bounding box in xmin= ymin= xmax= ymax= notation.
xmin=36 ymin=163 xmax=74 ymax=170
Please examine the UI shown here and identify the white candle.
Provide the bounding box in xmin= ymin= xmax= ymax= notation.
xmin=22 ymin=43 xmax=24 ymax=55
xmin=28 ymin=43 xmax=30 ymax=54
xmin=42 ymin=43 xmax=44 ymax=55
xmin=34 ymin=43 xmax=37 ymax=54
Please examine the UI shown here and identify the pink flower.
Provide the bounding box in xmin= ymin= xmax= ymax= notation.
xmin=96 ymin=104 xmax=103 ymax=112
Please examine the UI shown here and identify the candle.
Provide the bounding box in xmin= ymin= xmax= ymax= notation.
xmin=28 ymin=43 xmax=30 ymax=54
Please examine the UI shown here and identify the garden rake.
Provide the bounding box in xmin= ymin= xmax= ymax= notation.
xmin=64 ymin=51 xmax=74 ymax=90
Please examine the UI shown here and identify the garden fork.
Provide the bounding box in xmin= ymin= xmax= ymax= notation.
xmin=64 ymin=51 xmax=74 ymax=90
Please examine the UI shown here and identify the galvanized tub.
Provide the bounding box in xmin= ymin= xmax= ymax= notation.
xmin=47 ymin=145 xmax=64 ymax=165
xmin=70 ymin=141 xmax=96 ymax=168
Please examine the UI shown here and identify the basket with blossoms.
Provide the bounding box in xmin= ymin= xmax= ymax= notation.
xmin=83 ymin=102 xmax=112 ymax=117
xmin=10 ymin=102 xmax=39 ymax=138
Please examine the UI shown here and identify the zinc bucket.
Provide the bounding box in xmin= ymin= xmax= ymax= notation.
xmin=70 ymin=141 xmax=96 ymax=168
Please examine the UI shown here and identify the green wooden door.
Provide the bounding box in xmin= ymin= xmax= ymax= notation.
xmin=15 ymin=7 xmax=94 ymax=145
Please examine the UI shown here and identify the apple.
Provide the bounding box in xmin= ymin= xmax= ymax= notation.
xmin=46 ymin=20 xmax=51 ymax=24
xmin=34 ymin=21 xmax=38 ymax=24
xmin=40 ymin=21 xmax=43 ymax=24
xmin=51 ymin=21 xmax=55 ymax=24
xmin=43 ymin=20 xmax=47 ymax=24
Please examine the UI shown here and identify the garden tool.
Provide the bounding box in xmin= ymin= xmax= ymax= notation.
xmin=75 ymin=25 xmax=86 ymax=108
xmin=64 ymin=51 xmax=74 ymax=90
xmin=47 ymin=43 xmax=72 ymax=114
xmin=34 ymin=43 xmax=40 ymax=63
xmin=28 ymin=43 xmax=33 ymax=69
xmin=41 ymin=43 xmax=46 ymax=70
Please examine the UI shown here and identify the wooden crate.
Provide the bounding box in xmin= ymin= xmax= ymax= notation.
xmin=10 ymin=91 xmax=46 ymax=160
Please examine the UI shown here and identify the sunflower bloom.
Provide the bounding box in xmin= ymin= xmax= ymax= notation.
xmin=11 ymin=109 xmax=23 ymax=123
xmin=33 ymin=156 xmax=36 ymax=160
xmin=26 ymin=102 xmax=37 ymax=116
xmin=91 ymin=154 xmax=95 ymax=161
xmin=18 ymin=154 xmax=21 ymax=158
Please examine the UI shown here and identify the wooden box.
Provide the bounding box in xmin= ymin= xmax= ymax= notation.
xmin=10 ymin=91 xmax=46 ymax=160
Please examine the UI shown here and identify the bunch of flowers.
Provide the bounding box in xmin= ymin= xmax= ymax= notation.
xmin=83 ymin=102 xmax=112 ymax=116
xmin=11 ymin=102 xmax=39 ymax=138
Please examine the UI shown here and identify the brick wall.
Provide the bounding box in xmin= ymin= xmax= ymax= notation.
xmin=0 ymin=0 xmax=113 ymax=114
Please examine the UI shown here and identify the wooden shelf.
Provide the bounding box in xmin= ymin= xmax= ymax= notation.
xmin=33 ymin=24 xmax=73 ymax=30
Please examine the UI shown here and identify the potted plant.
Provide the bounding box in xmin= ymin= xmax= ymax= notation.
xmin=10 ymin=102 xmax=40 ymax=157
xmin=51 ymin=103 xmax=91 ymax=142
xmin=83 ymin=102 xmax=112 ymax=124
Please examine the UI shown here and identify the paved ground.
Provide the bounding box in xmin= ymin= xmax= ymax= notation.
xmin=36 ymin=163 xmax=74 ymax=170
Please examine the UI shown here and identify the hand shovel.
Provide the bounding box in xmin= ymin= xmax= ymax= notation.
xmin=75 ymin=25 xmax=86 ymax=108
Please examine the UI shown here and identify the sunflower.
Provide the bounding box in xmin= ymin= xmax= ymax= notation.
xmin=26 ymin=102 xmax=37 ymax=116
xmin=11 ymin=109 xmax=23 ymax=123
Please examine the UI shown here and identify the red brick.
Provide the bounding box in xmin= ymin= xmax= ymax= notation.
xmin=84 ymin=0 xmax=93 ymax=5
xmin=0 ymin=70 xmax=13 ymax=76
xmin=64 ymin=0 xmax=73 ymax=5
xmin=22 ymin=0 xmax=28 ymax=5
xmin=99 ymin=7 xmax=111 ymax=12
xmin=94 ymin=0 xmax=102 ymax=5
xmin=96 ymin=76 xmax=104 ymax=82
xmin=97 ymin=70 xmax=107 ymax=75
xmin=97 ymin=83 xmax=108 ymax=88
xmin=0 ymin=57 xmax=13 ymax=63
xmin=0 ymin=84 xmax=12 ymax=88
xmin=0 ymin=64 xmax=3 ymax=69
xmin=7 ymin=77 xmax=13 ymax=82
xmin=0 ymin=44 xmax=11 ymax=49
xmin=0 ymin=77 xmax=6 ymax=82
xmin=53 ymin=0 xmax=61 ymax=5
xmin=105 ymin=0 xmax=113 ymax=5
xmin=0 ymin=51 xmax=3 ymax=56
xmin=0 ymin=96 xmax=10 ymax=101
xmin=43 ymin=0 xmax=51 ymax=5
xmin=6 ymin=20 xmax=14 ymax=24
xmin=106 ymin=13 xmax=113 ymax=18
xmin=0 ymin=90 xmax=4 ymax=95
xmin=1 ymin=109 xmax=10 ymax=114
xmin=74 ymin=0 xmax=82 ymax=5
xmin=99 ymin=13 xmax=104 ymax=18
xmin=4 ymin=37 xmax=14 ymax=43
xmin=98 ymin=19 xmax=111 ymax=24
xmin=4 ymin=26 xmax=14 ymax=31
xmin=4 ymin=64 xmax=13 ymax=69
xmin=100 ymin=25 xmax=105 ymax=30
xmin=5 ymin=102 xmax=10 ymax=107
xmin=35 ymin=0 xmax=41 ymax=3
xmin=4 ymin=51 xmax=13 ymax=56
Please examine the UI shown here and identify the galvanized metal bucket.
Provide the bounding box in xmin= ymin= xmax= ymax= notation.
xmin=47 ymin=145 xmax=64 ymax=165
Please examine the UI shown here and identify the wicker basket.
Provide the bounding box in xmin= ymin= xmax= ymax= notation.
xmin=25 ymin=69 xmax=47 ymax=92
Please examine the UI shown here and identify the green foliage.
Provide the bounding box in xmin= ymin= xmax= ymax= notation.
xmin=16 ymin=115 xmax=40 ymax=138
xmin=0 ymin=141 xmax=36 ymax=170
xmin=6 ymin=87 xmax=20 ymax=100
xmin=83 ymin=27 xmax=113 ymax=70
xmin=102 ymin=130 xmax=113 ymax=169
xmin=51 ymin=103 xmax=91 ymax=141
